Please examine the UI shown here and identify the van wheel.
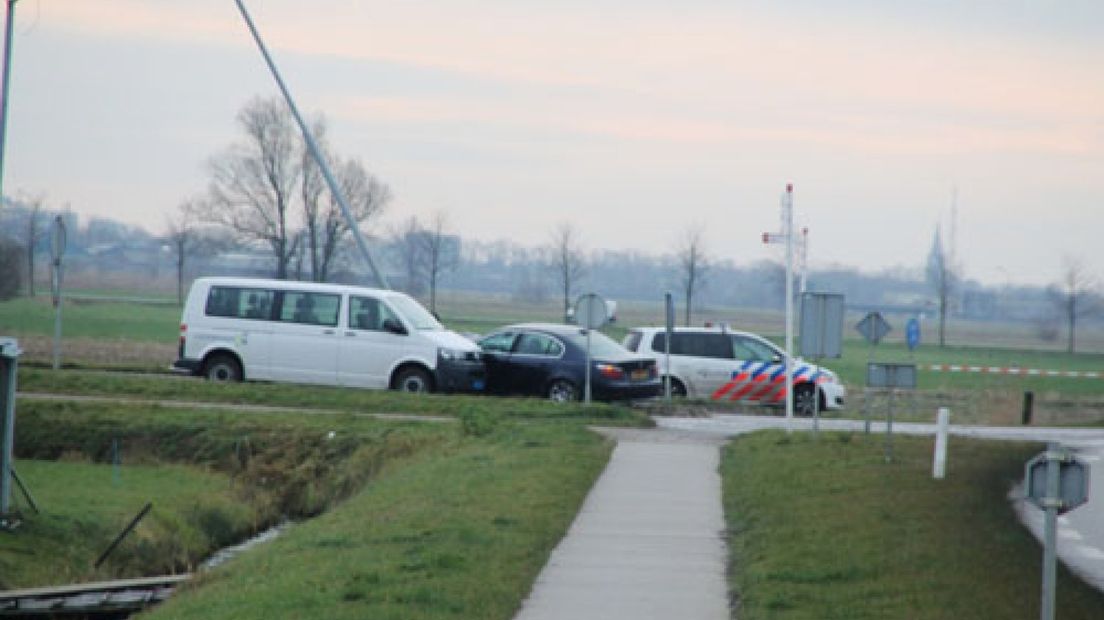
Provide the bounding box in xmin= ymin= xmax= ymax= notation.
xmin=794 ymin=383 xmax=818 ymax=416
xmin=394 ymin=367 xmax=433 ymax=393
xmin=204 ymin=354 xmax=242 ymax=382
xmin=666 ymin=377 xmax=687 ymax=398
xmin=547 ymin=379 xmax=578 ymax=403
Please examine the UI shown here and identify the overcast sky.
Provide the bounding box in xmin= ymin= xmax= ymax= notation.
xmin=4 ymin=0 xmax=1102 ymax=286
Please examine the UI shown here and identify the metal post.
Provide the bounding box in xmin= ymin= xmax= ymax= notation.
xmin=584 ymin=328 xmax=592 ymax=404
xmin=932 ymin=407 xmax=950 ymax=479
xmin=664 ymin=292 xmax=673 ymax=403
xmin=884 ymin=389 xmax=895 ymax=463
xmin=1040 ymin=443 xmax=1060 ymax=620
xmin=784 ymin=184 xmax=794 ymax=431
xmin=234 ymin=0 xmax=390 ymax=289
xmin=0 ymin=0 xmax=18 ymax=209
xmin=0 ymin=338 xmax=19 ymax=518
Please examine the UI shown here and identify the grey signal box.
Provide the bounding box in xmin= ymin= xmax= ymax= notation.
xmin=799 ymin=292 xmax=844 ymax=358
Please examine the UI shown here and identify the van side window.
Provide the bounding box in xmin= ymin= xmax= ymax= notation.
xmin=280 ymin=292 xmax=340 ymax=326
xmin=348 ymin=296 xmax=400 ymax=331
xmin=206 ymin=286 xmax=274 ymax=320
xmin=651 ymin=333 xmax=731 ymax=359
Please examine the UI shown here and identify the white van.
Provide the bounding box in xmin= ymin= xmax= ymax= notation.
xmin=172 ymin=277 xmax=485 ymax=393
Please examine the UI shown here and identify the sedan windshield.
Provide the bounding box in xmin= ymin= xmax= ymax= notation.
xmin=386 ymin=294 xmax=442 ymax=330
xmin=563 ymin=329 xmax=631 ymax=358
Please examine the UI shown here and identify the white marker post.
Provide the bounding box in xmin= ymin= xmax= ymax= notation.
xmin=932 ymin=407 xmax=950 ymax=479
xmin=763 ymin=184 xmax=795 ymax=430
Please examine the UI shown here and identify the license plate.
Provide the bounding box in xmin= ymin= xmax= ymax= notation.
xmin=630 ymin=369 xmax=649 ymax=381
xmin=472 ymin=379 xmax=485 ymax=391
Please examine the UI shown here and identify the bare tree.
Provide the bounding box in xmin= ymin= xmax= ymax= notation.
xmin=299 ymin=117 xmax=328 ymax=281
xmin=549 ymin=223 xmax=586 ymax=320
xmin=317 ymin=157 xmax=390 ymax=282
xmin=0 ymin=238 xmax=21 ymax=301
xmin=677 ymin=226 xmax=709 ymax=326
xmin=391 ymin=216 xmax=426 ymax=295
xmin=926 ymin=226 xmax=956 ymax=347
xmin=1048 ymin=256 xmax=1100 ymax=354
xmin=198 ymin=96 xmax=301 ymax=279
xmin=166 ymin=202 xmax=200 ymax=306
xmin=419 ymin=210 xmax=457 ymax=314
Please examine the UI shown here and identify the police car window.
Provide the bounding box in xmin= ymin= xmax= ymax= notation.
xmin=733 ymin=336 xmax=779 ymax=362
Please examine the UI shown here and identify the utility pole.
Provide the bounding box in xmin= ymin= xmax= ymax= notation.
xmin=0 ymin=1 xmax=20 ymax=211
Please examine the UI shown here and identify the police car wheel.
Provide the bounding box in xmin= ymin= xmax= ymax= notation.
xmin=794 ymin=383 xmax=818 ymax=416
xmin=667 ymin=378 xmax=687 ymax=398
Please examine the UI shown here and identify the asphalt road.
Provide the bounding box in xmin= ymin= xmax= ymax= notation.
xmin=656 ymin=412 xmax=1104 ymax=594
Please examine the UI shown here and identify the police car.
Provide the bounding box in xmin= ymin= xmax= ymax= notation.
xmin=622 ymin=326 xmax=845 ymax=415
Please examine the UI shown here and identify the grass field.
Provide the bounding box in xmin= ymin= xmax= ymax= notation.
xmin=1 ymin=460 xmax=253 ymax=590
xmin=721 ymin=431 xmax=1104 ymax=619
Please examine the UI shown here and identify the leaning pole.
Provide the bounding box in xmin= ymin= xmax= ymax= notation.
xmin=233 ymin=0 xmax=390 ymax=289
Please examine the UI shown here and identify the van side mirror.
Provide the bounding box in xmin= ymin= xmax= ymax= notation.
xmin=383 ymin=318 xmax=407 ymax=335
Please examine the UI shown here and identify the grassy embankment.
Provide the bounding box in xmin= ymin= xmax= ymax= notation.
xmin=722 ymin=431 xmax=1104 ymax=619
xmin=17 ymin=368 xmax=651 ymax=427
xmin=6 ymin=397 xmax=615 ymax=620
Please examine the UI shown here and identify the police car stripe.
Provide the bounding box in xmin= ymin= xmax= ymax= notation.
xmin=711 ymin=361 xmax=755 ymax=399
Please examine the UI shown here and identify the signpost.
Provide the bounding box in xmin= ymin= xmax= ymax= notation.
xmin=1025 ymin=445 xmax=1090 ymax=620
xmin=856 ymin=312 xmax=891 ymax=434
xmin=866 ymin=362 xmax=916 ymax=463
xmin=574 ymin=293 xmax=609 ymax=404
xmin=49 ymin=215 xmax=66 ymax=371
xmin=762 ymin=183 xmax=796 ymax=431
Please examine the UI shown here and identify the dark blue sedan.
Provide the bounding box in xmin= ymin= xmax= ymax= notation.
xmin=478 ymin=323 xmax=661 ymax=402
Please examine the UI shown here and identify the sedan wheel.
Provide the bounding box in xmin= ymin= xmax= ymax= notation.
xmin=547 ymin=379 xmax=578 ymax=403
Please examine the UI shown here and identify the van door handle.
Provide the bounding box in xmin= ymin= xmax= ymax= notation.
xmin=323 ymin=329 xmax=335 ymax=335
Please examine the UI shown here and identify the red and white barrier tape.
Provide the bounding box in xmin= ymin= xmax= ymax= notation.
xmin=926 ymin=365 xmax=1101 ymax=379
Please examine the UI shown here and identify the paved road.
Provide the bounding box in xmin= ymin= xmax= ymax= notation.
xmin=512 ymin=429 xmax=730 ymax=620
xmin=656 ymin=413 xmax=1104 ymax=594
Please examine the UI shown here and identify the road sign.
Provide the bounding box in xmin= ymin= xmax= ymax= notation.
xmin=906 ymin=317 xmax=921 ymax=351
xmin=1026 ymin=444 xmax=1090 ymax=620
xmin=1025 ymin=451 xmax=1089 ymax=515
xmin=799 ymin=292 xmax=844 ymax=358
xmin=855 ymin=311 xmax=891 ymax=345
xmin=574 ymin=293 xmax=609 ymax=330
xmin=866 ymin=363 xmax=916 ymax=389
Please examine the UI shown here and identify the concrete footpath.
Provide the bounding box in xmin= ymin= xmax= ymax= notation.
xmin=512 ymin=429 xmax=731 ymax=620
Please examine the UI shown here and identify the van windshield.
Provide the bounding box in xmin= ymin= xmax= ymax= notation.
xmin=387 ymin=294 xmax=442 ymax=331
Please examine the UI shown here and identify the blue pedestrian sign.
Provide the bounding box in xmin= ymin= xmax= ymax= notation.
xmin=906 ymin=318 xmax=921 ymax=351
